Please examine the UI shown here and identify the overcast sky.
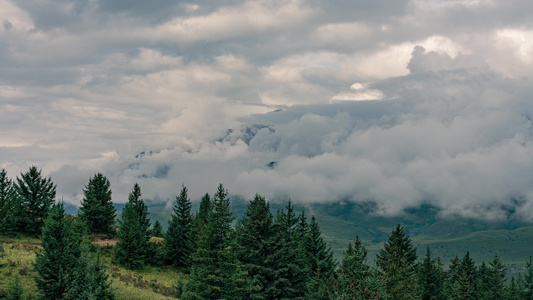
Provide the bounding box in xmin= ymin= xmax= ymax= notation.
xmin=2 ymin=0 xmax=533 ymax=219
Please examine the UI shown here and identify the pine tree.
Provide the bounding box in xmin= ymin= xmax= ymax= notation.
xmin=34 ymin=202 xmax=82 ymax=298
xmin=79 ymin=173 xmax=116 ymax=236
xmin=182 ymin=184 xmax=255 ymax=299
xmin=337 ymin=236 xmax=379 ymax=298
xmin=189 ymin=193 xmax=211 ymax=255
xmin=114 ymin=185 xmax=150 ymax=270
xmin=271 ymin=201 xmax=308 ymax=298
xmin=151 ymin=220 xmax=163 ymax=237
xmin=449 ymin=251 xmax=478 ymax=300
xmin=485 ymin=253 xmax=507 ymax=300
xmin=67 ymin=243 xmax=114 ymax=300
xmin=524 ymin=256 xmax=533 ymax=300
xmin=376 ymin=224 xmax=420 ymax=300
xmin=128 ymin=183 xmax=150 ymax=241
xmin=15 ymin=166 xmax=56 ymax=236
xmin=0 ymin=169 xmax=16 ymax=235
xmin=417 ymin=247 xmax=445 ymax=300
xmin=165 ymin=184 xmax=193 ymax=269
xmin=235 ymin=194 xmax=280 ymax=299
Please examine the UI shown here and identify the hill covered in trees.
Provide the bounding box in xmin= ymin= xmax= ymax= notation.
xmin=2 ymin=166 xmax=533 ymax=299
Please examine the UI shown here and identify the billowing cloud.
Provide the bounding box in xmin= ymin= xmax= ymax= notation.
xmin=2 ymin=0 xmax=533 ymax=220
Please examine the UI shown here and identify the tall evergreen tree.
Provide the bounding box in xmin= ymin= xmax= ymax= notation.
xmin=524 ymin=256 xmax=533 ymax=300
xmin=15 ymin=166 xmax=56 ymax=236
xmin=189 ymin=193 xmax=211 ymax=255
xmin=417 ymin=247 xmax=445 ymax=300
xmin=0 ymin=169 xmax=16 ymax=235
xmin=151 ymin=220 xmax=163 ymax=237
xmin=377 ymin=224 xmax=420 ymax=300
xmin=67 ymin=243 xmax=114 ymax=300
xmin=128 ymin=183 xmax=150 ymax=241
xmin=164 ymin=184 xmax=193 ymax=269
xmin=304 ymin=215 xmax=337 ymax=299
xmin=182 ymin=184 xmax=255 ymax=299
xmin=235 ymin=194 xmax=282 ymax=299
xmin=78 ymin=173 xmax=116 ymax=236
xmin=449 ymin=251 xmax=478 ymax=300
xmin=271 ymin=201 xmax=308 ymax=298
xmin=114 ymin=184 xmax=149 ymax=270
xmin=484 ymin=253 xmax=507 ymax=300
xmin=34 ymin=202 xmax=83 ymax=299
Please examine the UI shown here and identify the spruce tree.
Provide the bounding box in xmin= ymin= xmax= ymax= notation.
xmin=151 ymin=220 xmax=163 ymax=237
xmin=417 ymin=247 xmax=445 ymax=300
xmin=271 ymin=201 xmax=308 ymax=298
xmin=182 ymin=184 xmax=255 ymax=299
xmin=15 ymin=166 xmax=56 ymax=236
xmin=34 ymin=202 xmax=82 ymax=298
xmin=449 ymin=251 xmax=478 ymax=300
xmin=235 ymin=194 xmax=280 ymax=299
xmin=114 ymin=184 xmax=149 ymax=270
xmin=485 ymin=253 xmax=507 ymax=300
xmin=7 ymin=274 xmax=23 ymax=300
xmin=524 ymin=256 xmax=533 ymax=300
xmin=337 ymin=235 xmax=384 ymax=298
xmin=165 ymin=184 xmax=193 ymax=269
xmin=376 ymin=224 xmax=420 ymax=300
xmin=68 ymin=242 xmax=114 ymax=300
xmin=79 ymin=173 xmax=116 ymax=236
xmin=0 ymin=169 xmax=16 ymax=235
xmin=304 ymin=215 xmax=337 ymax=299
xmin=189 ymin=193 xmax=211 ymax=255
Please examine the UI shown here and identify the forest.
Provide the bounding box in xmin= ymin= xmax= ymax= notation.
xmin=1 ymin=166 xmax=533 ymax=299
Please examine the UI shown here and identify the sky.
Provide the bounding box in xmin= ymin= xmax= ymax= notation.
xmin=2 ymin=0 xmax=533 ymax=219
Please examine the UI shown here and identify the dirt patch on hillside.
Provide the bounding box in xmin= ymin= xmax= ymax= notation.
xmin=91 ymin=237 xmax=118 ymax=246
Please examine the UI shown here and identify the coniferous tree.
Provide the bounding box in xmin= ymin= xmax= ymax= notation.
xmin=68 ymin=242 xmax=114 ymax=300
xmin=337 ymin=235 xmax=384 ymax=299
xmin=376 ymin=224 xmax=420 ymax=300
xmin=34 ymin=202 xmax=83 ymax=298
xmin=128 ymin=183 xmax=150 ymax=241
xmin=235 ymin=194 xmax=280 ymax=299
xmin=165 ymin=185 xmax=193 ymax=269
xmin=485 ymin=253 xmax=507 ymax=300
xmin=271 ymin=201 xmax=308 ymax=298
xmin=15 ymin=166 xmax=56 ymax=236
xmin=449 ymin=251 xmax=477 ymax=300
xmin=114 ymin=184 xmax=149 ymax=270
xmin=78 ymin=173 xmax=116 ymax=236
xmin=304 ymin=215 xmax=337 ymax=300
xmin=417 ymin=247 xmax=446 ymax=300
xmin=524 ymin=256 xmax=533 ymax=300
xmin=0 ymin=169 xmax=17 ymax=235
xmin=182 ymin=184 xmax=255 ymax=299
xmin=189 ymin=193 xmax=211 ymax=255
xmin=151 ymin=220 xmax=163 ymax=237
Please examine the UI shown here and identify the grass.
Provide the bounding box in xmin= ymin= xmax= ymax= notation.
xmin=0 ymin=238 xmax=184 ymax=299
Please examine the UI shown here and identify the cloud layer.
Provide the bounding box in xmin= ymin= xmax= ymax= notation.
xmin=2 ymin=0 xmax=533 ymax=219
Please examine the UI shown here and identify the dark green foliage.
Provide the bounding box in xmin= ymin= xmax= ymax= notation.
xmin=485 ymin=253 xmax=507 ymax=300
xmin=151 ymin=220 xmax=163 ymax=237
xmin=336 ymin=236 xmax=387 ymax=299
xmin=34 ymin=202 xmax=83 ymax=299
xmin=7 ymin=274 xmax=23 ymax=300
xmin=114 ymin=184 xmax=149 ymax=270
xmin=449 ymin=252 xmax=477 ymax=300
xmin=79 ymin=173 xmax=116 ymax=236
xmin=525 ymin=256 xmax=533 ymax=300
xmin=304 ymin=215 xmax=337 ymax=299
xmin=377 ymin=224 xmax=420 ymax=300
xmin=0 ymin=169 xmax=17 ymax=235
xmin=182 ymin=184 xmax=256 ymax=300
xmin=508 ymin=274 xmax=526 ymax=300
xmin=68 ymin=244 xmax=114 ymax=300
xmin=235 ymin=194 xmax=281 ymax=299
xmin=164 ymin=185 xmax=193 ymax=269
xmin=417 ymin=247 xmax=445 ymax=300
xmin=271 ymin=200 xmax=308 ymax=298
xmin=128 ymin=183 xmax=151 ymax=241
xmin=15 ymin=166 xmax=56 ymax=236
